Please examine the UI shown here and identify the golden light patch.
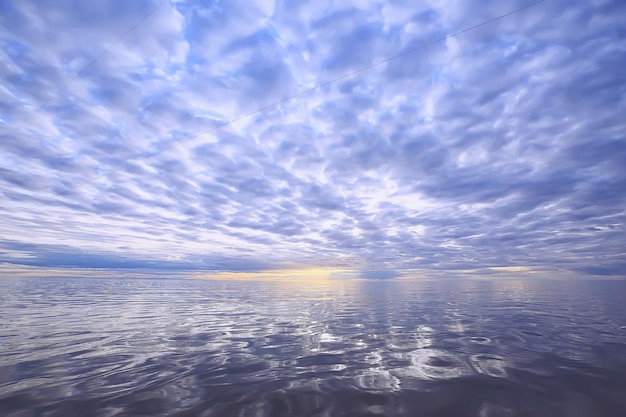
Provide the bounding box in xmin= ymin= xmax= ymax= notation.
xmin=194 ymin=267 xmax=353 ymax=282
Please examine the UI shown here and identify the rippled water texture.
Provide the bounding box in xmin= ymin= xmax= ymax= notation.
xmin=1 ymin=278 xmax=626 ymax=416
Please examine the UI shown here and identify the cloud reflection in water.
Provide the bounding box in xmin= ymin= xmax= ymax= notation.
xmin=1 ymin=277 xmax=625 ymax=416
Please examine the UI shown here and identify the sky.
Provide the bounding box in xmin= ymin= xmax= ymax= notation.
xmin=0 ymin=0 xmax=625 ymax=280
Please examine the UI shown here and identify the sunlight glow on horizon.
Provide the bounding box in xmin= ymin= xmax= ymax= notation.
xmin=194 ymin=268 xmax=355 ymax=282
xmin=3 ymin=263 xmax=620 ymax=282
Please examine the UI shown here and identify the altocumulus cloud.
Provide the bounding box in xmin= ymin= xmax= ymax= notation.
xmin=0 ymin=0 xmax=625 ymax=279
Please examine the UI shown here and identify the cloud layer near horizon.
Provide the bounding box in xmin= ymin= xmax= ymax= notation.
xmin=1 ymin=0 xmax=625 ymax=278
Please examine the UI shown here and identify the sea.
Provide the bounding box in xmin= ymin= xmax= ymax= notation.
xmin=1 ymin=277 xmax=625 ymax=417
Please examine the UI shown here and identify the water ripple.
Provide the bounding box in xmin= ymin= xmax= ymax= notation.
xmin=1 ymin=278 xmax=625 ymax=416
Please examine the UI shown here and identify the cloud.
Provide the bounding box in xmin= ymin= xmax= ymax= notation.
xmin=0 ymin=238 xmax=274 ymax=272
xmin=0 ymin=0 xmax=625 ymax=278
xmin=358 ymin=270 xmax=401 ymax=280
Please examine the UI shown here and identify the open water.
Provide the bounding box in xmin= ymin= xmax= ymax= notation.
xmin=1 ymin=277 xmax=625 ymax=416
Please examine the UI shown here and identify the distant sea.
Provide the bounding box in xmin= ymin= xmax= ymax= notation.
xmin=1 ymin=277 xmax=625 ymax=416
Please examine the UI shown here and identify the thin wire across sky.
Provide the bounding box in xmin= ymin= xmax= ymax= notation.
xmin=47 ymin=0 xmax=546 ymax=193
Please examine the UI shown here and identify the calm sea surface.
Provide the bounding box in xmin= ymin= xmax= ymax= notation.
xmin=1 ymin=277 xmax=625 ymax=416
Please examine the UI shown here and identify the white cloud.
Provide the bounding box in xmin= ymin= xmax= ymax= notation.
xmin=1 ymin=0 xmax=625 ymax=277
